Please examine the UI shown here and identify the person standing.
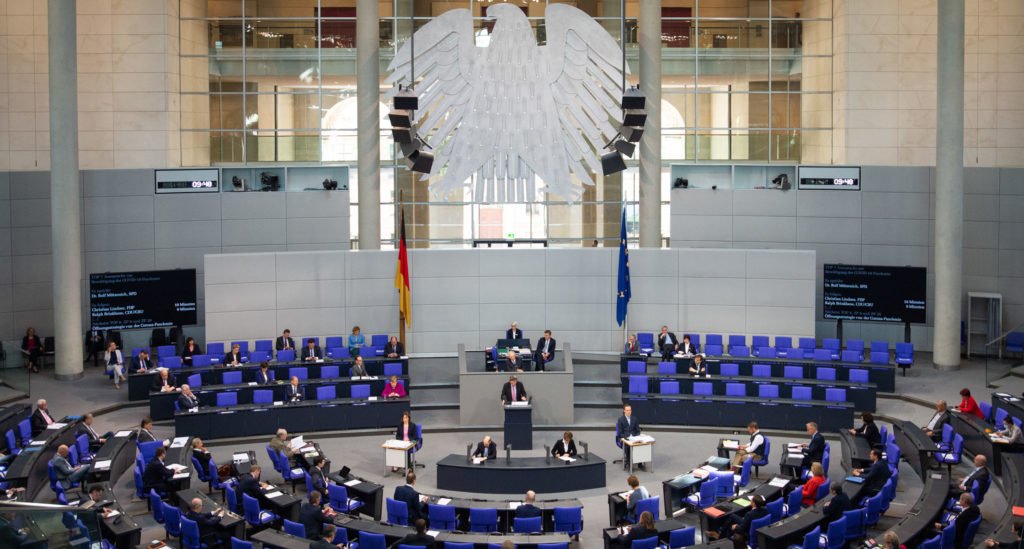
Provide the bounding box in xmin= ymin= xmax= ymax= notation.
xmin=616 ymin=404 xmax=642 ymax=467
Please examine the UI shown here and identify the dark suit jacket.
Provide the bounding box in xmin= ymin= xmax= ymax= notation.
xmin=552 ymin=439 xmax=577 ymax=457
xmin=616 ymin=415 xmax=641 ymax=440
xmin=275 ymin=336 xmax=295 ymax=351
xmin=50 ymin=455 xmax=78 ymax=489
xmin=384 ymin=342 xmax=404 ymax=357
xmin=137 ymin=429 xmax=157 ymax=443
xmin=503 ymin=357 xmax=521 ymax=372
xmin=855 ymin=422 xmax=881 ymax=447
xmin=256 ymin=369 xmax=272 ymax=384
xmin=501 ymin=381 xmax=527 ymax=403
xmin=822 ymin=491 xmax=851 ymax=522
xmin=222 ymin=352 xmax=243 ymax=366
xmin=185 ymin=509 xmax=222 ymax=536
xmin=473 ymin=441 xmax=497 ymax=459
xmin=142 ymin=458 xmax=173 ymax=491
xmin=954 ymin=505 xmax=980 ymax=549
xmin=395 ymin=422 xmax=419 ymax=442
xmin=860 ymin=459 xmax=891 ymax=492
xmin=506 ymin=328 xmax=523 ymax=340
xmin=394 ymin=533 xmax=436 ymax=549
xmin=237 ymin=473 xmax=263 ymax=502
xmin=181 ymin=345 xmax=199 ymax=364
xmin=177 ymin=393 xmax=199 ymax=410
xmin=299 ymin=502 xmax=331 ymax=540
xmin=622 ymin=526 xmax=659 ymax=546
xmin=802 ymin=433 xmax=825 ymax=467
xmin=310 ymin=541 xmax=337 ymax=549
xmin=961 ymin=466 xmax=990 ymax=492
xmin=77 ymin=423 xmax=103 ymax=450
xmin=535 ymin=337 xmax=557 ymax=362
xmin=152 ymin=375 xmax=173 ymax=392
xmin=286 ymin=383 xmax=304 ymax=402
xmin=131 ymin=356 xmax=151 ymax=372
xmin=309 ymin=467 xmax=329 ymax=497
xmin=515 ymin=504 xmax=542 ymax=518
xmin=625 ymin=341 xmax=640 ymax=354
xmin=926 ymin=411 xmax=952 ymax=435
xmin=657 ymin=332 xmax=678 ymax=353
xmin=736 ymin=507 xmax=769 ymax=536
xmin=678 ymin=342 xmax=699 ymax=355
xmin=394 ymin=484 xmax=427 ymax=522
xmin=30 ymin=408 xmax=55 ymax=436
xmin=302 ymin=346 xmax=323 ymax=361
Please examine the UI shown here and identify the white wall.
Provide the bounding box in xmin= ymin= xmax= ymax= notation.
xmin=204 ymin=248 xmax=816 ymax=353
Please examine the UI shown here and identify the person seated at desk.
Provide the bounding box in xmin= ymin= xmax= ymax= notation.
xmin=350 ymin=355 xmax=369 ymax=377
xmin=132 ymin=349 xmax=152 ymax=373
xmin=506 ymin=322 xmax=523 ymax=341
xmin=953 ymin=388 xmax=986 ymax=420
xmin=137 ymin=417 xmax=161 ymax=444
xmin=276 ymin=329 xmax=296 ymax=352
xmin=624 ymin=334 xmax=640 ymax=354
xmin=77 ymin=413 xmax=109 ymax=452
xmin=312 ymin=524 xmax=345 ymax=549
xmin=51 ymin=444 xmax=92 ymax=490
xmin=619 ymin=510 xmax=658 ymax=546
xmin=552 ymin=431 xmax=577 ymax=458
xmin=237 ymin=465 xmax=268 ymax=502
xmin=996 ymin=416 xmax=1023 ymax=444
xmin=923 ymin=400 xmax=951 ymax=440
xmin=504 ymin=350 xmax=523 ymax=372
xmin=302 ymin=339 xmax=323 ymax=362
xmin=394 ymin=471 xmax=428 ymax=522
xmin=256 ymin=361 xmax=272 ymax=384
xmin=178 ymin=384 xmax=199 ymax=410
xmin=309 ymin=456 xmax=329 ymax=498
xmin=300 ymin=490 xmax=336 ymax=540
xmin=951 ymin=454 xmax=988 ymax=498
xmin=270 ymin=429 xmax=297 ymax=460
xmin=181 ymin=337 xmax=200 ymax=367
xmin=657 ymin=326 xmax=678 ymax=359
xmin=152 ymin=368 xmax=176 ymax=393
xmin=688 ymin=354 xmax=707 ymax=376
xmin=31 ymin=398 xmax=56 ymax=436
xmin=624 ymin=475 xmax=649 ymax=520
xmin=799 ymin=422 xmax=825 ymax=470
xmin=393 ymin=411 xmax=418 ymax=472
xmin=142 ymin=447 xmax=174 ymax=495
xmin=535 ymin=330 xmax=556 ymax=371
xmin=383 ymin=375 xmax=407 ymax=399
xmin=286 ymin=376 xmax=304 ymax=402
xmin=392 ymin=519 xmax=436 ymax=549
xmin=104 ymin=341 xmax=126 ymax=388
xmin=385 ymin=336 xmax=404 ymax=358
xmin=984 ymin=522 xmax=1023 ymax=549
xmin=473 ymin=435 xmax=497 ymax=460
xmin=85 ymin=485 xmax=115 ymax=519
xmin=801 ymin=462 xmax=826 ymax=507
xmin=849 ymin=412 xmax=882 ymax=448
xmin=679 ymin=334 xmax=699 ymax=356
xmin=223 ymin=343 xmax=243 ymax=367
xmin=192 ymin=438 xmax=214 ymax=472
xmin=501 ymin=375 xmax=528 ymax=405
xmin=935 ymin=493 xmax=980 ymax=549
xmin=515 ymin=490 xmax=542 ymax=518
xmin=348 ymin=326 xmax=365 ymax=358
xmin=822 ymin=483 xmax=851 ymax=524
xmin=707 ymin=494 xmax=767 ymax=542
xmin=731 ymin=421 xmax=764 ymax=469
xmin=185 ymin=496 xmax=229 ymax=546
xmin=850 ymin=448 xmax=890 ymax=503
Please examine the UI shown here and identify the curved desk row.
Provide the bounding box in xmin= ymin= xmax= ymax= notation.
xmin=0 ymin=403 xmax=31 ymax=453
xmin=623 ymin=374 xmax=877 ymax=412
xmin=659 ymin=455 xmax=733 ymax=518
xmin=626 ymin=395 xmax=854 ymax=432
xmin=952 ymin=411 xmax=1024 ymax=476
xmin=149 ymin=375 xmax=408 ymax=420
xmin=601 ymin=518 xmax=690 ymax=549
xmin=336 ymin=514 xmax=573 ymax=549
xmin=88 ymin=430 xmax=139 ymax=484
xmin=837 ymin=430 xmax=873 ymax=471
xmin=173 ymin=397 xmax=410 ymax=439
xmin=992 ymin=393 xmax=1024 ymax=427
xmin=888 ymin=468 xmax=950 ymax=548
xmin=620 ymin=355 xmax=897 ymax=392
xmin=436 ymin=453 xmax=606 ymax=494
xmin=128 ymin=357 xmax=409 ymax=401
xmin=91 ymin=482 xmax=143 ymax=549
xmin=977 ymin=453 xmax=1024 ymax=549
xmin=5 ymin=417 xmax=79 ymax=501
xmin=890 ymin=419 xmax=938 ymax=479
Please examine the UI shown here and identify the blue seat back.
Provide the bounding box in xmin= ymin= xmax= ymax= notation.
xmin=207 ymin=342 xmax=225 ymax=357
xmin=725 ymin=383 xmax=746 ymax=397
xmin=919 ymin=534 xmax=940 ymax=549
xmin=326 ymin=336 xmax=344 ymax=349
xmin=730 ymin=346 xmax=750 ymax=357
xmin=870 ymin=351 xmax=889 ymax=364
xmin=223 ymin=371 xmax=242 ymax=384
xmin=752 ymin=336 xmax=769 ymax=349
xmin=870 ymin=340 xmax=887 ymax=353
xmin=978 ymin=401 xmax=992 ymax=422
xmin=766 ymin=498 xmax=783 ymax=522
xmin=842 ymin=508 xmax=865 ymax=541
xmin=288 ymin=366 xmax=307 ymax=380
xmin=758 ymin=347 xmax=776 ymax=358
xmin=710 ymin=471 xmax=733 ymax=499
xmin=628 ymin=375 xmax=649 ymax=394
xmin=254 ymin=340 xmax=273 ymax=352
xmin=317 ymin=386 xmax=337 ymax=400
xmin=864 ymin=492 xmax=882 ymax=526
xmin=278 ymin=349 xmax=296 ymax=362
xmin=249 ymin=350 xmax=270 ymax=362
xmin=816 ymin=478 xmax=831 ymax=501
xmin=637 ymin=333 xmax=654 ymax=350
xmin=150 ymin=490 xmax=165 ymax=523
xmin=695 ymin=477 xmax=717 ymax=507
xmin=351 ymin=384 xmax=371 ymax=399
xmin=752 ymin=364 xmax=771 ymax=378
xmin=513 ymin=516 xmax=542 ymax=533
xmin=705 ymin=344 xmax=723 ymax=356
xmin=253 ymin=389 xmax=273 ymax=404
xmin=720 ymin=363 xmax=739 ymax=376
xmin=157 ymin=345 xmax=176 ymax=357
xmin=181 ymin=517 xmax=201 ymax=549
xmin=728 ymin=335 xmax=746 ymax=347
xmin=825 ymin=388 xmax=846 ymax=403
xmin=636 ymin=496 xmax=660 ymax=521
xmin=785 ymin=489 xmax=802 ymax=517
xmin=386 ymin=497 xmax=410 ymax=526
xmin=225 ymin=484 xmax=238 ymax=513
xmin=749 ymin=514 xmax=772 ymax=549
xmin=798 ymin=337 xmax=816 ymax=351
xmin=895 ymin=342 xmax=914 ymax=364
xmin=358 ymin=532 xmax=386 ymax=549
xmin=553 ymin=506 xmax=582 ymax=536
xmin=813 ymin=348 xmax=833 ymax=361
xmin=706 ymin=334 xmax=723 ymax=346
xmin=657 ymin=362 xmax=676 ymax=375
xmin=736 ymin=457 xmax=752 ymax=487
xmin=847 ymin=339 xmax=865 ymax=352
xmin=469 ymin=507 xmax=498 ymax=532
xmin=216 ymin=392 xmax=238 ymax=407
xmin=775 ymin=336 xmax=792 ymax=351
xmin=384 ymin=363 xmax=403 ymax=377
xmin=753 ymin=437 xmax=770 ymax=466
xmin=192 ymin=355 xmax=212 ymax=367
xmin=668 ymin=527 xmax=695 ymax=549
xmin=631 ymin=538 xmax=658 ymax=549
xmin=825 ymin=517 xmax=846 ymax=549
xmin=792 ymin=386 xmax=812 ymax=400
xmin=428 ymin=504 xmax=458 ymax=530
xmin=823 ymin=338 xmax=840 ymax=351
xmin=320 ymin=365 xmax=340 ymax=379
xmin=17 ymin=419 xmax=32 ymax=445
xmin=660 ymin=381 xmax=680 ymax=395
xmin=187 ymin=374 xmax=201 ymax=387
xmin=841 ymin=350 xmax=861 ymax=362
xmin=783 ymin=365 xmax=803 ymax=379
xmin=162 ymin=356 xmax=182 ymax=369
xmin=798 ymin=526 xmax=820 ymax=549
xmin=693 ymin=382 xmax=712 ymax=396
xmin=163 ymin=502 xmax=182 ymax=536
xmin=627 ymin=361 xmax=646 ymax=374
xmin=849 ymin=369 xmax=869 ymax=383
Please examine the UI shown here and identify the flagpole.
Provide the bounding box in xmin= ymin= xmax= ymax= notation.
xmin=398 ymin=190 xmax=406 ymax=349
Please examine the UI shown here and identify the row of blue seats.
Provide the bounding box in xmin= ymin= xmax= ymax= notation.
xmin=137 ymin=335 xmax=394 ymax=368
xmin=627 ymin=361 xmax=874 ymax=383
xmin=384 ymin=501 xmax=584 ymax=536
xmin=632 ymin=334 xmax=914 ymax=366
xmin=626 ymin=376 xmax=851 ymax=403
xmin=175 ymin=384 xmax=381 ymax=410
xmin=176 ymin=363 xmax=405 ymax=387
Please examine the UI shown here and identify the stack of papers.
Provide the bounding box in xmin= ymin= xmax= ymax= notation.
xmin=232 ymin=453 xmax=250 ymax=463
xmin=627 ymin=435 xmax=656 ymax=443
xmin=472 ymin=457 xmax=487 ymax=464
xmin=618 ymin=491 xmax=632 ymax=499
xmin=265 ymin=491 xmax=283 ymax=499
xmin=787 ymin=452 xmax=804 ymax=459
xmin=768 ymin=477 xmax=790 ymax=488
xmin=558 ymin=455 xmax=576 ymax=463
xmin=93 ymin=460 xmax=112 ymax=470
xmin=691 ymin=469 xmax=709 ymax=479
xmin=509 ymin=401 xmax=529 ymax=407
xmin=168 ymin=464 xmax=188 ymax=472
xmin=721 ymin=440 xmax=740 ymax=449
xmin=699 ymin=465 xmax=718 ymax=472
xmin=344 ymin=479 xmax=361 ymax=487
xmin=170 ymin=437 xmax=189 ymax=448
xmin=508 ymin=502 xmax=521 ymax=510
xmin=114 ymin=430 xmax=133 ymax=438
xmin=384 ymin=440 xmax=412 ymax=449
xmin=437 ymin=498 xmax=452 ymax=506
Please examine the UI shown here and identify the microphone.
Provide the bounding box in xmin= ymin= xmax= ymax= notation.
xmin=505 ymin=444 xmax=512 ymax=464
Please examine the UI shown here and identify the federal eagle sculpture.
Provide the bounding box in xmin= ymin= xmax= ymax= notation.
xmin=385 ymin=4 xmax=629 ymax=203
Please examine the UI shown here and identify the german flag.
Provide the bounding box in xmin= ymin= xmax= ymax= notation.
xmin=395 ymin=208 xmax=411 ymax=327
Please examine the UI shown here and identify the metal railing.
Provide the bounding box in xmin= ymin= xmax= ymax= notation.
xmin=984 ymin=321 xmax=1024 ymax=387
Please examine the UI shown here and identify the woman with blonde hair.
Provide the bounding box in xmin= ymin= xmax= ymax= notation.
xmin=801 ymin=462 xmax=826 ymax=506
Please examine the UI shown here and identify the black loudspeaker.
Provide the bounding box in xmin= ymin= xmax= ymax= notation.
xmin=394 ymin=90 xmax=419 ymax=111
xmin=620 ymin=125 xmax=644 ymax=142
xmin=400 ymin=138 xmax=425 ymax=159
xmin=406 ymin=150 xmax=434 ymax=173
xmin=389 ymin=110 xmax=413 ymax=128
xmin=622 ymin=87 xmax=646 ymax=110
xmin=623 ymin=110 xmax=647 ymax=127
xmin=613 ymin=139 xmax=636 ymax=157
xmin=392 ymin=127 xmax=413 ymax=144
xmin=601 ymin=152 xmax=626 ymax=176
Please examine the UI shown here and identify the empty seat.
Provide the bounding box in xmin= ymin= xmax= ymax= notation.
xmin=870 ymin=351 xmax=889 ymax=365
xmin=628 ymin=375 xmax=649 ymax=394
xmin=798 ymin=338 xmax=817 ymax=356
xmin=277 ymin=349 xmax=296 ymax=362
xmin=636 ymin=333 xmax=655 ymax=353
xmin=253 ymin=390 xmax=273 ymax=404
xmin=752 ymin=364 xmax=771 ymax=378
xmin=816 ymin=367 xmax=836 ymax=381
xmin=870 ymin=340 xmax=888 ymax=353
xmin=792 ymin=386 xmax=812 ymax=401
xmin=321 ymin=365 xmax=340 ymax=378
xmin=720 ymin=363 xmax=739 ymax=377
xmin=289 ymin=367 xmax=308 ymax=380
xmin=751 ymin=336 xmax=770 ymax=354
xmin=706 ymin=334 xmax=723 ymax=346
xmin=351 ymin=384 xmax=371 ymax=399
xmin=822 ymin=338 xmax=841 ymax=359
xmin=192 ymin=354 xmax=212 ymax=367
xmin=758 ymin=347 xmax=777 ymax=359
xmin=775 ymin=336 xmax=793 ymax=357
xmin=187 ymin=374 xmax=201 ymax=387
xmin=728 ymin=335 xmax=746 ymax=347
xmin=657 ymin=362 xmax=676 ymax=375
xmin=825 ymin=388 xmax=846 ymax=403
xmin=693 ymin=382 xmax=713 ymax=396
xmin=840 ymin=350 xmax=862 ymax=363
xmin=729 ymin=346 xmax=750 ymax=357
xmin=249 ymin=350 xmax=270 ymax=363
xmin=627 ymin=361 xmax=646 ymax=374
xmin=383 ymin=363 xmax=403 ymax=377
xmin=783 ymin=365 xmax=804 ymax=379
xmin=725 ymin=383 xmax=746 ymax=397
xmin=162 ymin=356 xmax=182 ymax=369
xmin=812 ymin=348 xmax=834 ymax=361
xmin=848 ymin=369 xmax=869 ymax=384
xmin=223 ymin=371 xmax=242 ymax=384
xmin=316 ymin=386 xmax=337 ymax=400
xmin=660 ymin=381 xmax=680 ymax=395
xmin=216 ymin=392 xmax=238 ymax=407
xmin=705 ymin=344 xmax=723 ymax=356
xmin=758 ymin=384 xmax=779 ymax=399
xmin=254 ymin=340 xmax=273 ymax=352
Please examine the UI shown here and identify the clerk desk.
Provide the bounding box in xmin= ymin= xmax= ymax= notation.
xmin=626 ymin=394 xmax=854 ymax=432
xmin=952 ymin=411 xmax=1024 ymax=476
xmin=623 ymin=374 xmax=877 ymax=412
xmin=174 ymin=397 xmax=409 ymax=439
xmin=436 ymin=453 xmax=606 ymax=494
xmin=336 ymin=515 xmax=572 ymax=549
xmin=414 ymin=491 xmax=582 ymax=533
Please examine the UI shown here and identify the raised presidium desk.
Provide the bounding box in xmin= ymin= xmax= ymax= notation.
xmin=173 ymin=397 xmax=410 ymax=439
xmin=148 ymin=374 xmax=407 ymax=420
xmin=5 ymin=418 xmax=80 ymax=501
xmin=504 ymin=402 xmax=533 ymax=450
xmin=626 ymin=395 xmax=854 ymax=432
xmin=127 ymin=357 xmax=409 ymax=401
xmin=436 ymin=453 xmax=606 ymax=494
xmin=619 ymin=355 xmax=897 ymax=393
xmin=336 ymin=515 xmax=572 ymax=549
xmin=952 ymin=410 xmax=1024 ymax=476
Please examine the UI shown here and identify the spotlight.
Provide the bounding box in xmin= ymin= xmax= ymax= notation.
xmin=601 ymin=151 xmax=626 ymax=176
xmin=400 ymin=137 xmax=434 ymax=174
xmin=232 ymin=175 xmax=244 ymax=191
xmin=613 ymin=139 xmax=636 ymax=158
xmin=391 ymin=127 xmax=413 ymax=144
xmin=673 ymin=177 xmax=688 ymax=189
xmin=322 ymin=178 xmax=338 ymax=190
xmin=259 ymin=172 xmax=280 ymax=192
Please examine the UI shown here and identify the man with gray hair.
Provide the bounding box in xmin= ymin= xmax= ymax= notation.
xmin=935 ymin=492 xmax=980 ymax=549
xmin=923 ymin=400 xmax=951 ymax=440
xmin=269 ymin=428 xmax=295 ymax=458
xmin=31 ymin=399 xmax=55 ymax=436
xmin=184 ymin=496 xmax=227 ymax=544
xmin=506 ymin=322 xmax=523 ymax=341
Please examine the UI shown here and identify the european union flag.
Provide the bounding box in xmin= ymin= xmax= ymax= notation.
xmin=616 ymin=207 xmax=631 ymax=326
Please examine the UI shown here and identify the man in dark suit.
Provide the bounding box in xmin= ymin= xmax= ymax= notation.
xmin=679 ymin=335 xmax=699 ymax=356
xmin=302 ymin=340 xmax=323 ymax=362
xmin=142 ymin=447 xmax=174 ymax=495
xmin=222 ymin=343 xmax=243 ymax=367
xmin=286 ymin=376 xmax=304 ymax=402
xmin=392 ymin=519 xmax=436 ymax=549
xmin=151 ymin=369 xmax=175 ymax=393
xmin=311 ymin=524 xmax=342 ymax=549
xmin=276 ymin=329 xmax=295 ymax=352
xmin=535 ymin=330 xmax=556 ymax=371
xmin=923 ymin=400 xmax=951 ymax=440
xmin=30 ymin=399 xmax=55 ymax=436
xmin=851 ymin=448 xmax=891 ymax=502
xmin=937 ymin=493 xmax=980 ymax=549
xmin=800 ymin=422 xmax=825 ymax=469
xmin=822 ymin=483 xmax=851 ymax=523
xmin=299 ymin=491 xmax=335 ymax=540
xmin=501 ymin=375 xmax=528 ymax=405
xmin=657 ymin=326 xmax=679 ymax=359
xmin=473 ymin=436 xmax=497 ymax=460
xmin=384 ymin=336 xmax=404 ymax=359
xmin=51 ymin=444 xmax=92 ymax=490
xmin=952 ymin=454 xmax=989 ymax=498
xmin=506 ymin=322 xmax=523 ymax=341
xmin=131 ymin=349 xmax=152 ymax=372
xmin=76 ymin=413 xmax=107 ymax=452
xmin=177 ymin=385 xmax=199 ymax=410
xmin=502 ymin=350 xmax=523 ymax=372
xmin=256 ymin=362 xmax=272 ymax=384
xmin=237 ymin=465 xmax=266 ymax=502
xmin=309 ymin=456 xmax=329 ymax=499
xmin=515 ymin=490 xmax=542 ymax=518
xmin=616 ymin=404 xmax=643 ymax=468
xmin=624 ymin=335 xmax=640 ymax=354
xmin=185 ymin=496 xmax=229 ymax=545
xmin=394 ymin=472 xmax=428 ymax=522
xmin=137 ymin=418 xmax=158 ymax=443
xmin=712 ymin=495 xmax=767 ymax=541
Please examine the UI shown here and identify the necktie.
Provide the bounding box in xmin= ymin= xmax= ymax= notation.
xmin=512 ymin=385 xmax=516 ymax=401
xmin=43 ymin=411 xmax=53 ymax=424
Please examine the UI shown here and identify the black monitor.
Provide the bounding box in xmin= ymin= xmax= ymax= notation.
xmin=496 ymin=338 xmax=531 ymax=350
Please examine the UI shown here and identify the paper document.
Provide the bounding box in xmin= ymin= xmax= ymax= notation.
xmin=384 ymin=440 xmax=412 ymax=449
xmin=699 ymin=465 xmax=717 ymax=472
xmin=368 ymin=396 xmax=379 ymax=401
xmin=721 ymin=440 xmax=740 ymax=449
xmin=437 ymin=498 xmax=452 ymax=506
xmin=264 ymin=491 xmax=283 ymax=499
xmin=94 ymin=460 xmax=112 ymax=470
xmin=273 ymin=401 xmax=284 ymax=406
xmin=787 ymin=443 xmax=802 ymax=449
xmin=691 ymin=470 xmax=709 ymax=479
xmin=618 ymin=491 xmax=632 ymax=500
xmin=427 ymin=531 xmax=440 ymax=537
xmin=508 ymin=502 xmax=521 ymax=510
xmin=170 ymin=437 xmax=189 ymax=448
xmin=104 ymin=510 xmax=120 ymax=518
xmin=509 ymin=401 xmax=529 ymax=407
xmin=559 ymin=455 xmax=576 ymax=462
xmin=247 ymin=382 xmax=257 ymax=386
xmin=47 ymin=422 xmax=67 ymax=430
xmin=172 ymin=472 xmax=190 ymax=479
xmin=473 ymin=457 xmax=487 ymax=464
xmin=30 ymin=440 xmax=46 ymax=446
xmin=344 ymin=479 xmax=361 ymax=487
xmin=768 ymin=477 xmax=790 ymax=488
xmin=627 ymin=435 xmax=655 ymax=443
xmin=990 ymin=436 xmax=1009 ymax=443
xmin=114 ymin=430 xmax=133 ymax=438
xmin=168 ymin=463 xmax=188 ymax=472
xmin=232 ymin=453 xmax=249 ymax=463
xmin=289 ymin=436 xmax=305 ymax=450
xmin=787 ymin=452 xmax=804 ymax=459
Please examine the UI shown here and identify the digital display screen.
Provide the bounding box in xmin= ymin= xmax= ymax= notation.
xmin=797 ymin=166 xmax=861 ymax=191
xmin=823 ymin=264 xmax=926 ymax=323
xmin=89 ymin=269 xmax=198 ymax=330
xmin=154 ymin=169 xmax=220 ymax=194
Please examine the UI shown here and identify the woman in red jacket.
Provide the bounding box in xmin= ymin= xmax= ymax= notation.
xmin=801 ymin=462 xmax=827 ymax=507
xmin=956 ymin=388 xmax=986 ymax=420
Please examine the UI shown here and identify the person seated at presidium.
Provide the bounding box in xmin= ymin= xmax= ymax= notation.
xmin=689 ymin=354 xmax=707 ymax=376
xmin=21 ymin=327 xmax=43 ymax=373
xmin=501 ymin=375 xmax=528 ymax=405
xmin=506 ymin=322 xmax=523 ymax=341
xmin=385 ymin=336 xmax=404 ymax=358
xmin=302 ymin=339 xmax=323 ymax=362
xmin=223 ymin=343 xmax=243 ymax=366
xmin=350 ymin=355 xmax=369 ymax=377
xmin=624 ymin=334 xmax=640 ymax=354
xmin=657 ymin=326 xmax=677 ymax=359
xmin=473 ymin=435 xmax=497 ymax=460
xmin=535 ymin=330 xmax=556 ymax=371
xmin=104 ymin=340 xmax=126 ymax=388
xmin=383 ymin=375 xmax=407 ymax=399
xmin=31 ymin=399 xmax=56 ymax=436
xmin=257 ymin=361 xmax=272 ymax=384
xmin=132 ymin=349 xmax=152 ymax=373
xmin=181 ymin=337 xmax=200 ymax=366
xmin=348 ymin=326 xmax=365 ymax=357
xmin=504 ymin=350 xmax=523 ymax=372
xmin=954 ymin=388 xmax=985 ymax=420
xmin=276 ymin=329 xmax=296 ymax=351
xmin=287 ymin=376 xmax=303 ymax=402
xmin=552 ymin=431 xmax=577 ymax=458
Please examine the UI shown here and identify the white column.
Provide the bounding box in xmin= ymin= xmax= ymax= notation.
xmin=357 ymin=0 xmax=381 ymax=249
xmin=933 ymin=0 xmax=964 ymax=370
xmin=638 ymin=0 xmax=662 ymax=248
xmin=48 ymin=0 xmax=83 ymax=380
